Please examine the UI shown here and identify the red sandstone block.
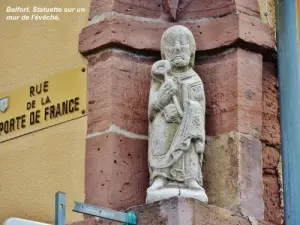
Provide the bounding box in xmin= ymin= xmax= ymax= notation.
xmin=239 ymin=13 xmax=276 ymax=49
xmin=186 ymin=14 xmax=239 ymax=51
xmin=196 ymin=51 xmax=238 ymax=135
xmin=88 ymin=0 xmax=167 ymax=21
xmin=263 ymin=174 xmax=284 ymax=225
xmin=263 ymin=146 xmax=280 ymax=174
xmin=177 ymin=0 xmax=236 ymax=20
xmin=177 ymin=0 xmax=260 ymax=20
xmin=88 ymin=0 xmax=260 ymax=22
xmin=85 ymin=132 xmax=148 ymax=210
xmin=262 ymin=62 xmax=280 ymax=145
xmin=88 ymin=0 xmax=110 ymax=21
xmin=79 ymin=14 xmax=274 ymax=55
xmin=237 ymin=49 xmax=263 ymax=136
xmin=235 ymin=0 xmax=260 ymax=17
xmin=87 ymin=51 xmax=152 ymax=135
xmin=195 ymin=48 xmax=262 ymax=136
xmin=80 ymin=16 xmax=169 ymax=54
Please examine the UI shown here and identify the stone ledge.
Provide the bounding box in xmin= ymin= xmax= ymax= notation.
xmin=79 ymin=13 xmax=275 ymax=56
xmin=71 ymin=197 xmax=272 ymax=225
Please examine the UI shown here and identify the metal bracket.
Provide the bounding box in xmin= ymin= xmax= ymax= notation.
xmin=55 ymin=192 xmax=66 ymax=225
xmin=73 ymin=202 xmax=137 ymax=225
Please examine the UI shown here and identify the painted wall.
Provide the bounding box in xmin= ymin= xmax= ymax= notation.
xmin=0 ymin=0 xmax=90 ymax=223
xmin=258 ymin=0 xmax=276 ymax=32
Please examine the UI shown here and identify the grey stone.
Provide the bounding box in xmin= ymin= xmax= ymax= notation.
xmin=146 ymin=25 xmax=207 ymax=203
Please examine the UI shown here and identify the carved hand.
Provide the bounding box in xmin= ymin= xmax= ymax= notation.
xmin=163 ymin=103 xmax=181 ymax=123
xmin=156 ymin=80 xmax=177 ymax=110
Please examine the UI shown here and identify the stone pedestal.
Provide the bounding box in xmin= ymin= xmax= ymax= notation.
xmin=146 ymin=186 xmax=208 ymax=204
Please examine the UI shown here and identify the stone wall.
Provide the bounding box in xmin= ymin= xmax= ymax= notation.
xmin=78 ymin=0 xmax=280 ymax=224
xmin=257 ymin=1 xmax=283 ymax=224
xmin=261 ymin=62 xmax=283 ymax=224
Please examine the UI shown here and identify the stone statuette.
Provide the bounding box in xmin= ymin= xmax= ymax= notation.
xmin=146 ymin=25 xmax=208 ymax=203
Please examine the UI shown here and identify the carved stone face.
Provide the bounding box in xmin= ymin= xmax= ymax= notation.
xmin=162 ymin=29 xmax=191 ymax=71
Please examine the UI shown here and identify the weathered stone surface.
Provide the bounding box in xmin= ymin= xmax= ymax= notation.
xmin=262 ymin=145 xmax=283 ymax=225
xmin=85 ymin=133 xmax=148 ymax=209
xmin=87 ymin=51 xmax=153 ymax=135
xmin=88 ymin=0 xmax=167 ymax=21
xmin=72 ymin=198 xmax=271 ymax=225
xmin=263 ymin=174 xmax=284 ymax=225
xmin=261 ymin=62 xmax=280 ymax=145
xmin=177 ymin=0 xmax=236 ymax=20
xmin=196 ymin=50 xmax=238 ymax=135
xmin=235 ymin=0 xmax=261 ymax=17
xmin=263 ymin=146 xmax=280 ymax=175
xmin=87 ymin=0 xmax=260 ymax=22
xmin=79 ymin=14 xmax=275 ymax=55
xmin=203 ymin=132 xmax=264 ymax=219
xmin=177 ymin=0 xmax=260 ymax=20
xmin=239 ymin=13 xmax=275 ymax=50
xmin=196 ymin=48 xmax=262 ymax=137
xmin=260 ymin=51 xmax=281 ymax=225
xmin=237 ymin=49 xmax=263 ymax=136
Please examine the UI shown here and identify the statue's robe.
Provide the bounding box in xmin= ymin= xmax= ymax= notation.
xmin=148 ymin=68 xmax=205 ymax=185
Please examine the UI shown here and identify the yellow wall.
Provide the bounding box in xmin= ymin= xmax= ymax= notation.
xmin=258 ymin=0 xmax=276 ymax=34
xmin=0 ymin=0 xmax=90 ymax=223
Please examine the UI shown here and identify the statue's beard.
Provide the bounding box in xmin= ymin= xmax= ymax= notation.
xmin=170 ymin=58 xmax=188 ymax=68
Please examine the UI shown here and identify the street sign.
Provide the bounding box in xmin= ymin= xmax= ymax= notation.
xmin=0 ymin=66 xmax=87 ymax=143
